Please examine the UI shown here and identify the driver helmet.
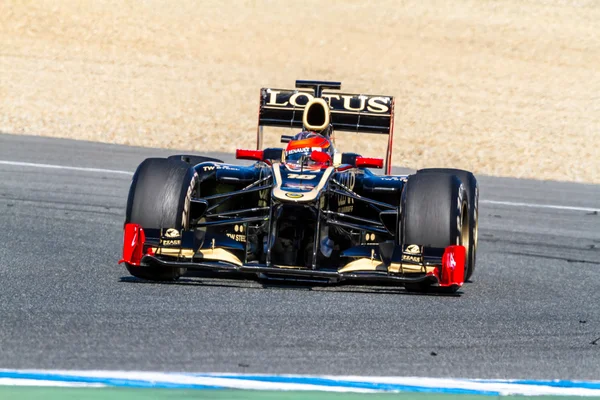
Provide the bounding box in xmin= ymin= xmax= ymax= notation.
xmin=285 ymin=131 xmax=334 ymax=165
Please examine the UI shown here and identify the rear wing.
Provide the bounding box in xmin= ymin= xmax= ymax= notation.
xmin=257 ymin=80 xmax=395 ymax=174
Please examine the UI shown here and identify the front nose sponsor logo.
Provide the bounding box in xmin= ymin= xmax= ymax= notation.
xmin=285 ymin=192 xmax=304 ymax=199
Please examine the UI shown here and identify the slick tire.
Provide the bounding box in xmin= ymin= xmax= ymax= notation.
xmin=167 ymin=154 xmax=224 ymax=165
xmin=125 ymin=158 xmax=197 ymax=281
xmin=401 ymin=173 xmax=469 ymax=293
xmin=417 ymin=168 xmax=478 ymax=280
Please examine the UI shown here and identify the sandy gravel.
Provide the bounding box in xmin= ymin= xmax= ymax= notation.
xmin=0 ymin=0 xmax=599 ymax=183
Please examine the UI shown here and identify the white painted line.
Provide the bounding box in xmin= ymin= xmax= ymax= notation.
xmin=1 ymin=159 xmax=597 ymax=213
xmin=2 ymin=370 xmax=600 ymax=396
xmin=0 ymin=160 xmax=133 ymax=176
xmin=0 ymin=378 xmax=105 ymax=387
xmin=481 ymin=200 xmax=598 ymax=213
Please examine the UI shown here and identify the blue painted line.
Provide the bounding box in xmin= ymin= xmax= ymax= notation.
xmin=188 ymin=374 xmax=501 ymax=396
xmin=2 ymin=370 xmax=600 ymax=396
xmin=0 ymin=371 xmax=223 ymax=390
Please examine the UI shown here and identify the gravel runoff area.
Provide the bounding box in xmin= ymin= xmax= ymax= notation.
xmin=0 ymin=0 xmax=598 ymax=183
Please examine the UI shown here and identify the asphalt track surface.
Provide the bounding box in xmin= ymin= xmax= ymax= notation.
xmin=0 ymin=133 xmax=598 ymax=380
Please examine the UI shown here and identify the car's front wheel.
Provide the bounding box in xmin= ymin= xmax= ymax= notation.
xmin=124 ymin=158 xmax=196 ymax=281
xmin=401 ymin=173 xmax=470 ymax=293
xmin=417 ymin=168 xmax=478 ymax=280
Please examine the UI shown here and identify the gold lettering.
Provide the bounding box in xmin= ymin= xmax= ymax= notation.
xmin=338 ymin=205 xmax=354 ymax=213
xmin=289 ymin=92 xmax=314 ymax=107
xmin=337 ymin=171 xmax=356 ymax=206
xmin=321 ymin=94 xmax=340 ymax=107
xmin=161 ymin=239 xmax=182 ymax=246
xmin=226 ymin=233 xmax=247 ymax=242
xmin=367 ymin=97 xmax=390 ymax=113
xmin=266 ymin=90 xmax=289 ymax=106
xmin=402 ymin=255 xmax=421 ymax=263
xmin=341 ymin=95 xmax=366 ymax=112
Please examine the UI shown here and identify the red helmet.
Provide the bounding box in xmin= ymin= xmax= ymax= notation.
xmin=285 ymin=131 xmax=334 ymax=165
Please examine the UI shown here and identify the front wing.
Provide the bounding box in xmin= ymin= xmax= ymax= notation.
xmin=119 ymin=224 xmax=466 ymax=288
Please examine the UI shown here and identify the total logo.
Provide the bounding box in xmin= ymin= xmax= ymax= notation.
xmin=448 ymin=253 xmax=456 ymax=270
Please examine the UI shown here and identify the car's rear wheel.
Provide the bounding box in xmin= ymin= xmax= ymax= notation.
xmin=417 ymin=168 xmax=478 ymax=280
xmin=401 ymin=173 xmax=469 ymax=293
xmin=124 ymin=158 xmax=197 ymax=281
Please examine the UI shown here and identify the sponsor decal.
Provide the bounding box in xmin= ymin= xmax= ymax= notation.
xmin=402 ymin=254 xmax=421 ymax=263
xmin=405 ymin=244 xmax=421 ymax=254
xmin=257 ymin=168 xmax=269 ymax=207
xmin=286 ymin=147 xmax=310 ymax=156
xmin=285 ymin=192 xmax=304 ymax=199
xmin=448 ymin=252 xmax=456 ymax=270
xmin=226 ymin=233 xmax=247 ymax=242
xmin=164 ymin=228 xmax=180 ymax=238
xmin=284 ymin=183 xmax=315 ymax=190
xmin=160 ymin=239 xmax=182 ymax=247
xmin=402 ymin=244 xmax=422 ymax=263
xmin=338 ymin=205 xmax=354 ymax=213
xmin=265 ymin=89 xmax=392 ymax=114
xmin=203 ymin=164 xmax=239 ymax=172
xmin=365 ymin=233 xmax=376 ymax=242
xmin=226 ymin=225 xmax=247 ymax=242
xmin=160 ymin=228 xmax=183 ymax=247
xmin=287 ymin=174 xmax=316 ymax=180
xmin=336 ymin=171 xmax=356 ymax=207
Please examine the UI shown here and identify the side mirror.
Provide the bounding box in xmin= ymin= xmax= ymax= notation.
xmin=236 ymin=148 xmax=284 ymax=163
xmin=236 ymin=149 xmax=264 ymax=161
xmin=355 ymin=156 xmax=383 ymax=169
xmin=310 ymin=150 xmax=332 ymax=164
xmin=334 ymin=153 xmax=383 ymax=170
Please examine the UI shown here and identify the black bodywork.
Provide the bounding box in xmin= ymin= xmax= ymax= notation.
xmin=192 ymin=160 xmax=401 ymax=269
xmin=138 ymin=158 xmax=449 ymax=284
xmin=129 ymin=81 xmax=463 ymax=286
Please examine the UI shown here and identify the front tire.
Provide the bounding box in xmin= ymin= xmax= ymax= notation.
xmin=124 ymin=158 xmax=197 ymax=281
xmin=401 ymin=173 xmax=469 ymax=293
xmin=417 ymin=168 xmax=478 ymax=280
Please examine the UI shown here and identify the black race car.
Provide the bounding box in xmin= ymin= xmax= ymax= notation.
xmin=120 ymin=80 xmax=478 ymax=292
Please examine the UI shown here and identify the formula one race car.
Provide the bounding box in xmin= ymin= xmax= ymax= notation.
xmin=120 ymin=80 xmax=478 ymax=292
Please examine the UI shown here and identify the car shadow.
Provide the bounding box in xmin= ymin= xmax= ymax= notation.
xmin=119 ymin=274 xmax=462 ymax=297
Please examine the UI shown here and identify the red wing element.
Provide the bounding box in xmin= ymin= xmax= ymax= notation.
xmin=119 ymin=223 xmax=146 ymax=266
xmin=236 ymin=149 xmax=264 ymax=161
xmin=439 ymin=245 xmax=466 ymax=287
xmin=356 ymin=157 xmax=384 ymax=169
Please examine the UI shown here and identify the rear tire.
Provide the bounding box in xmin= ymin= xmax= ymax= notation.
xmin=124 ymin=158 xmax=197 ymax=281
xmin=401 ymin=173 xmax=469 ymax=293
xmin=417 ymin=168 xmax=478 ymax=280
